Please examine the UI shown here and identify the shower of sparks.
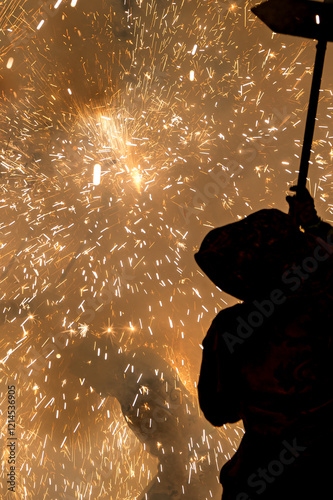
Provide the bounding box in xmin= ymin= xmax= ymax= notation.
xmin=1 ymin=0 xmax=333 ymax=498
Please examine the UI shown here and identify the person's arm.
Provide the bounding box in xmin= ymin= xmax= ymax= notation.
xmin=198 ymin=308 xmax=243 ymax=426
xmin=286 ymin=186 xmax=333 ymax=242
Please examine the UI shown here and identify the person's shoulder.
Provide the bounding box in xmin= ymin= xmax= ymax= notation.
xmin=204 ymin=301 xmax=273 ymax=356
xmin=203 ymin=302 xmax=252 ymax=349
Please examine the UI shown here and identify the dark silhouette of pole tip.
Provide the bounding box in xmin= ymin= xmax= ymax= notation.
xmin=252 ymin=0 xmax=333 ymax=197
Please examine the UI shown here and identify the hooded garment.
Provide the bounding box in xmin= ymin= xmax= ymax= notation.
xmin=196 ymin=209 xmax=333 ymax=499
xmin=195 ymin=208 xmax=333 ymax=301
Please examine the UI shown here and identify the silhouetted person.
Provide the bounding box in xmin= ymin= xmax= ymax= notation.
xmin=68 ymin=335 xmax=231 ymax=499
xmin=195 ymin=187 xmax=333 ymax=499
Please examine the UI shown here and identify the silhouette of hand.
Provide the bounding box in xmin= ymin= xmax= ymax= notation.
xmin=286 ymin=185 xmax=319 ymax=228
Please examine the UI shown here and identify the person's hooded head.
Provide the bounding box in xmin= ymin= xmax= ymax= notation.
xmin=195 ymin=209 xmax=333 ymax=301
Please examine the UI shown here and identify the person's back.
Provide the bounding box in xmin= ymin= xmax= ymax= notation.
xmin=200 ymin=296 xmax=333 ymax=499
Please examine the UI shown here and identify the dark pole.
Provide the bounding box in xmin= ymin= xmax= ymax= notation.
xmin=252 ymin=0 xmax=333 ymax=196
xmin=297 ymin=37 xmax=327 ymax=194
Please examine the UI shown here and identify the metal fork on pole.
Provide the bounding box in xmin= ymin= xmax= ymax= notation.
xmin=252 ymin=0 xmax=333 ymax=196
